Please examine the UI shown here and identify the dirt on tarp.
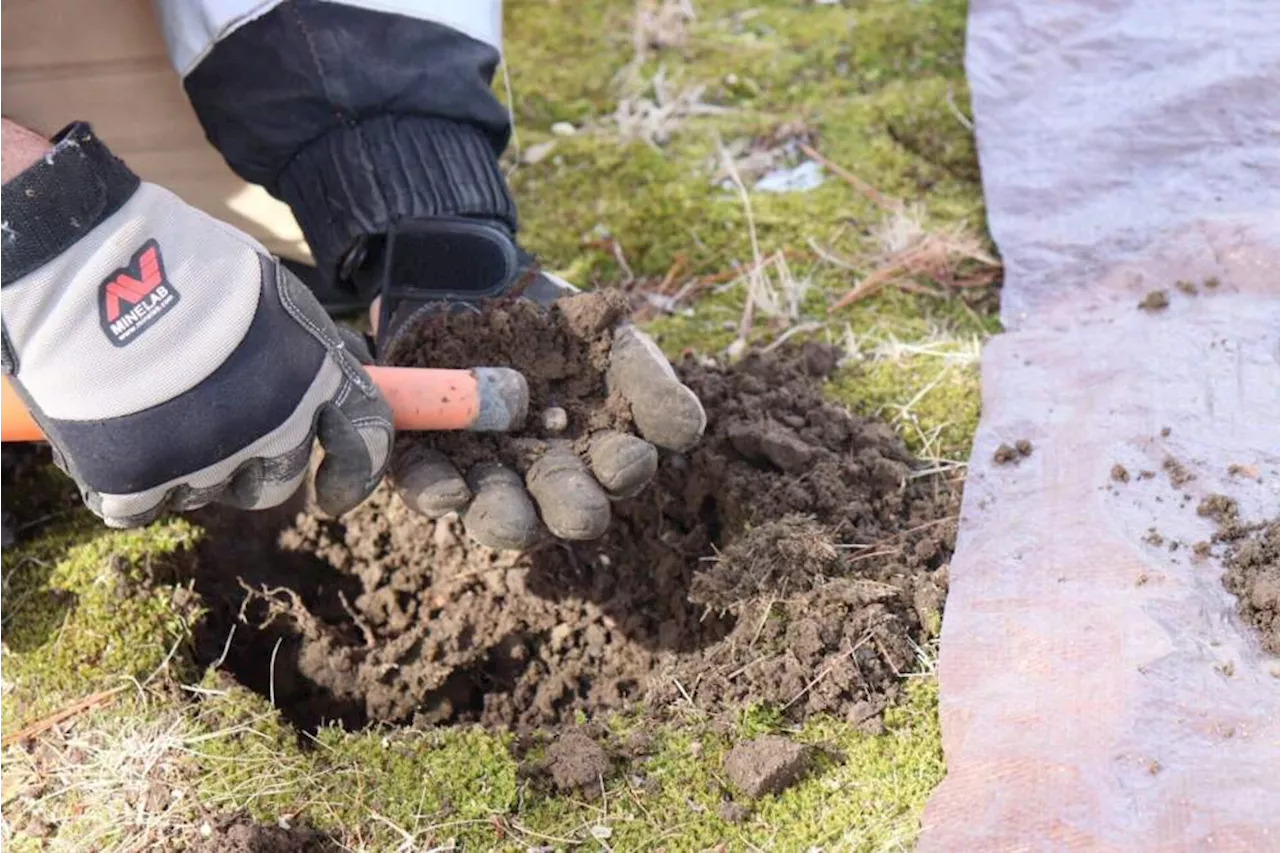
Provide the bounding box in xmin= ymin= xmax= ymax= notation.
xmin=1219 ymin=520 xmax=1279 ymax=654
xmin=188 ymin=296 xmax=956 ymax=734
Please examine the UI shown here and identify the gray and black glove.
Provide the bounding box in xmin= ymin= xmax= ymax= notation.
xmin=0 ymin=123 xmax=393 ymax=528
xmin=346 ymin=217 xmax=707 ymax=551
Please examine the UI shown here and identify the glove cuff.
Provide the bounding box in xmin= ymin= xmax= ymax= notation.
xmin=1 ymin=122 xmax=140 ymax=287
xmin=275 ymin=114 xmax=518 ymax=284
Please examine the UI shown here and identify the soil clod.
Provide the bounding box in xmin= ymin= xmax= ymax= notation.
xmin=1138 ymin=290 xmax=1170 ymax=311
xmin=1163 ymin=456 xmax=1195 ymax=487
xmin=994 ymin=440 xmax=1032 ymax=465
xmin=1197 ymin=494 xmax=1240 ymax=526
xmin=194 ymin=814 xmax=339 ymax=853
xmin=723 ymin=735 xmax=814 ymax=798
xmin=542 ymin=730 xmax=611 ymax=796
xmin=993 ymin=444 xmax=1019 ymax=465
xmin=1111 ymin=464 xmax=1130 ymax=483
xmin=1220 ymin=520 xmax=1279 ymax=654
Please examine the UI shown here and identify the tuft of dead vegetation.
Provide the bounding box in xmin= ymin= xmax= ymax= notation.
xmin=827 ymin=204 xmax=1001 ymax=311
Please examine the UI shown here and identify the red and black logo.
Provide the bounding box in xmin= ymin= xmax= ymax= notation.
xmin=98 ymin=239 xmax=180 ymax=347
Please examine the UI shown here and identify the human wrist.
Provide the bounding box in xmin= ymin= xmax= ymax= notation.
xmin=1 ymin=122 xmax=141 ymax=287
xmin=1 ymin=118 xmax=52 ymax=183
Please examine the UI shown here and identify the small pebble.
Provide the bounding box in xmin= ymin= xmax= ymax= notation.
xmin=541 ymin=406 xmax=569 ymax=433
xmin=551 ymin=121 xmax=577 ymax=137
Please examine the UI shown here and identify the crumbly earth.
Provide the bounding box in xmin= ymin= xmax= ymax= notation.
xmin=540 ymin=730 xmax=611 ymax=795
xmin=190 ymin=330 xmax=956 ymax=734
xmin=1219 ymin=520 xmax=1279 ymax=654
xmin=383 ymin=290 xmax=634 ymax=471
xmin=192 ymin=814 xmax=340 ymax=853
xmin=723 ymin=735 xmax=814 ymax=798
xmin=1139 ymin=290 xmax=1170 ymax=311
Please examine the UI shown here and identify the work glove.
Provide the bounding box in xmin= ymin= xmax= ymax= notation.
xmin=0 ymin=123 xmax=393 ymax=528
xmin=344 ymin=217 xmax=707 ymax=550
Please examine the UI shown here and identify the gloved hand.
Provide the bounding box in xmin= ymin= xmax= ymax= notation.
xmin=346 ymin=217 xmax=706 ymax=550
xmin=0 ymin=123 xmax=393 ymax=527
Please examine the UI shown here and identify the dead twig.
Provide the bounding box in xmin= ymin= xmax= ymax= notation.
xmin=798 ymin=142 xmax=899 ymax=211
xmin=1 ymin=686 xmax=129 ymax=749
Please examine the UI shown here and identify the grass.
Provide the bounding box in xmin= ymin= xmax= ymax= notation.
xmin=2 ymin=0 xmax=996 ymax=849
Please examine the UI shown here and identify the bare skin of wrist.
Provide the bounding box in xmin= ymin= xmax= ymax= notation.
xmin=2 ymin=118 xmax=52 ymax=183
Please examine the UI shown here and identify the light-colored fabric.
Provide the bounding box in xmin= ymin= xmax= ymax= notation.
xmin=2 ymin=182 xmax=262 ymax=420
xmin=95 ymin=357 xmax=342 ymax=522
xmin=152 ymin=0 xmax=504 ymax=77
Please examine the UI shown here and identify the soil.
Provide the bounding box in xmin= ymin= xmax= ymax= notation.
xmin=1197 ymin=494 xmax=1240 ymax=526
xmin=192 ymin=814 xmax=339 ymax=852
xmin=1138 ymin=290 xmax=1170 ymax=311
xmin=723 ymin=735 xmax=814 ymax=798
xmin=1219 ymin=520 xmax=1279 ymax=654
xmin=1163 ymin=456 xmax=1195 ymax=487
xmin=993 ymin=440 xmax=1032 ymax=466
xmin=382 ymin=291 xmax=634 ymax=472
xmin=1111 ymin=464 xmax=1130 ymax=483
xmin=538 ymin=730 xmax=611 ymax=795
xmin=181 ymin=308 xmax=956 ymax=735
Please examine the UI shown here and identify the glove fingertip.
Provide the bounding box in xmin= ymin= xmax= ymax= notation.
xmin=392 ymin=445 xmax=471 ymax=518
xmin=589 ymin=431 xmax=658 ymax=499
xmin=525 ymin=449 xmax=611 ymax=541
xmin=608 ymin=326 xmax=707 ymax=451
xmin=463 ymin=463 xmax=543 ymax=551
xmin=313 ymin=408 xmax=382 ymax=517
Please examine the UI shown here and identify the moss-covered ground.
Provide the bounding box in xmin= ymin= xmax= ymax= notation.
xmin=2 ymin=1 xmax=997 ymax=849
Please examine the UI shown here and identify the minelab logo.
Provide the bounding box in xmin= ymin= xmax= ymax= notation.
xmin=98 ymin=239 xmax=179 ymax=346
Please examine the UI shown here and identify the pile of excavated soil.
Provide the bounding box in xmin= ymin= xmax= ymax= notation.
xmin=189 ymin=295 xmax=957 ymax=734
xmin=1219 ymin=519 xmax=1279 ymax=654
xmin=192 ymin=814 xmax=339 ymax=853
xmin=1188 ymin=492 xmax=1278 ymax=654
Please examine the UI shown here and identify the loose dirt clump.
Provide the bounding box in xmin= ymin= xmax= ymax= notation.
xmin=1219 ymin=520 xmax=1279 ymax=654
xmin=1111 ymin=464 xmax=1130 ymax=483
xmin=383 ymin=291 xmax=633 ymax=471
xmin=193 ymin=814 xmax=340 ymax=852
xmin=1138 ymin=290 xmax=1170 ymax=311
xmin=1163 ymin=456 xmax=1195 ymax=487
xmin=1198 ymin=494 xmax=1240 ymax=526
xmin=538 ymin=730 xmax=611 ymax=796
xmin=723 ymin=735 xmax=813 ymax=798
xmin=189 ymin=300 xmax=956 ymax=735
xmin=993 ymin=440 xmax=1032 ymax=466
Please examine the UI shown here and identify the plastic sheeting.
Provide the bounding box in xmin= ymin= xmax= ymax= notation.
xmin=918 ymin=1 xmax=1280 ymax=849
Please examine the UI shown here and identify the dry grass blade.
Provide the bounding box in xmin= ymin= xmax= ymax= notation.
xmin=829 ymin=206 xmax=1001 ymax=311
xmin=1 ymin=686 xmax=128 ymax=749
xmin=798 ymin=142 xmax=899 ymax=211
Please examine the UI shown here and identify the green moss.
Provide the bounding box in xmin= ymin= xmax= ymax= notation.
xmin=514 ymin=680 xmax=943 ymax=851
xmin=829 ymin=352 xmax=985 ymax=460
xmin=1 ymin=515 xmax=200 ymax=732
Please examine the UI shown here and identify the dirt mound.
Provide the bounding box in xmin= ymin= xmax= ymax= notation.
xmin=1220 ymin=520 xmax=1279 ymax=654
xmin=189 ymin=305 xmax=956 ymax=734
xmin=192 ymin=814 xmax=339 ymax=852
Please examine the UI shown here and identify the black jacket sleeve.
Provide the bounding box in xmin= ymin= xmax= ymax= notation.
xmin=183 ymin=0 xmax=517 ymax=283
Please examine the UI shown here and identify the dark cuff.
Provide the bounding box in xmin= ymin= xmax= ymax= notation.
xmin=275 ymin=114 xmax=518 ymax=282
xmin=1 ymin=122 xmax=140 ymax=287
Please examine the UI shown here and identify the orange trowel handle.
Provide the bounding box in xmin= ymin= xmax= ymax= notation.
xmin=0 ymin=365 xmax=527 ymax=442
